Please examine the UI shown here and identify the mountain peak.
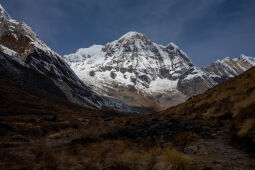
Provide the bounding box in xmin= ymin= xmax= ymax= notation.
xmin=119 ymin=31 xmax=145 ymax=40
xmin=240 ymin=53 xmax=248 ymax=58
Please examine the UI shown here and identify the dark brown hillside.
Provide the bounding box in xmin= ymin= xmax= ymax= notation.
xmin=161 ymin=66 xmax=255 ymax=151
xmin=1 ymin=67 xmax=255 ymax=169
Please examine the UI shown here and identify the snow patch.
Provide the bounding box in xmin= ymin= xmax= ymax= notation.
xmin=148 ymin=78 xmax=178 ymax=93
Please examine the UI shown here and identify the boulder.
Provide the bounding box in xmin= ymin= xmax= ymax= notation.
xmin=184 ymin=145 xmax=198 ymax=153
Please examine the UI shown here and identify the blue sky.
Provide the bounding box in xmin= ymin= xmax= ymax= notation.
xmin=1 ymin=0 xmax=255 ymax=66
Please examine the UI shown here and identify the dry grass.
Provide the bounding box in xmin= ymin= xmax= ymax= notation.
xmin=0 ymin=139 xmax=191 ymax=170
xmin=238 ymin=119 xmax=255 ymax=137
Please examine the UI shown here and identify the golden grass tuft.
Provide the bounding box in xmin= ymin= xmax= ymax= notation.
xmin=155 ymin=149 xmax=191 ymax=170
xmin=116 ymin=150 xmax=153 ymax=170
xmin=232 ymin=91 xmax=255 ymax=118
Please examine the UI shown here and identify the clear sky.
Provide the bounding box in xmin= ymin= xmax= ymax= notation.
xmin=1 ymin=0 xmax=255 ymax=66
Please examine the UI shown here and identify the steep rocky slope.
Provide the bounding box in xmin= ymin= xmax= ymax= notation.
xmin=64 ymin=32 xmax=219 ymax=110
xmin=0 ymin=4 xmax=103 ymax=109
xmin=0 ymin=5 xmax=139 ymax=112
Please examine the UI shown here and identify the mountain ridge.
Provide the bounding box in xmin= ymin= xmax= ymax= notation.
xmin=203 ymin=54 xmax=255 ymax=81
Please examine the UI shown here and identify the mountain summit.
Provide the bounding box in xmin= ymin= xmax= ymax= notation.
xmin=64 ymin=32 xmax=224 ymax=110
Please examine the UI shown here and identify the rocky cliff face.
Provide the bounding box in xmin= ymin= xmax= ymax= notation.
xmin=64 ymin=32 xmax=221 ymax=110
xmin=0 ymin=5 xmax=139 ymax=112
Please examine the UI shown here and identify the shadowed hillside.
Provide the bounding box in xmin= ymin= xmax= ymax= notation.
xmin=161 ymin=66 xmax=255 ymax=151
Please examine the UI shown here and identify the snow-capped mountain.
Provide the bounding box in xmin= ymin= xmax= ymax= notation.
xmin=64 ymin=32 xmax=219 ymax=110
xmin=203 ymin=54 xmax=255 ymax=82
xmin=0 ymin=5 xmax=139 ymax=112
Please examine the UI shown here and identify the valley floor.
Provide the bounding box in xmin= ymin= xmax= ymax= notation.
xmin=0 ymin=72 xmax=254 ymax=170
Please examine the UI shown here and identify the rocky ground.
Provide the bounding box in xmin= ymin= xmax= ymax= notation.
xmin=0 ymin=68 xmax=255 ymax=169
